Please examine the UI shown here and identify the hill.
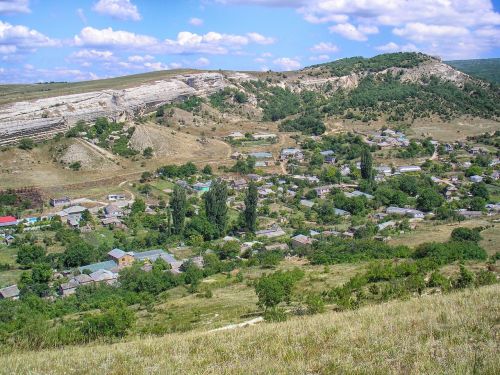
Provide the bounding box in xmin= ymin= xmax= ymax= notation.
xmin=1 ymin=52 xmax=499 ymax=146
xmin=447 ymin=58 xmax=500 ymax=84
xmin=0 ymin=285 xmax=498 ymax=375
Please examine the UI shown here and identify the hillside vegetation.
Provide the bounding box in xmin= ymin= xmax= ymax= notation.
xmin=0 ymin=285 xmax=498 ymax=375
xmin=447 ymin=58 xmax=500 ymax=84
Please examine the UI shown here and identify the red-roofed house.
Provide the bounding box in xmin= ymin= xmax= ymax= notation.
xmin=0 ymin=216 xmax=18 ymax=227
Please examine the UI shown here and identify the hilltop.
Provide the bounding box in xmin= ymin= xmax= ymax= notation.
xmin=0 ymin=285 xmax=498 ymax=375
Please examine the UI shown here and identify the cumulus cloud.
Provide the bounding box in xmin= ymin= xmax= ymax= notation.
xmin=393 ymin=23 xmax=469 ymax=43
xmin=0 ymin=0 xmax=30 ymax=14
xmin=310 ymin=41 xmax=339 ymax=53
xmin=0 ymin=20 xmax=59 ymax=55
xmin=329 ymin=23 xmax=378 ymax=41
xmin=93 ymin=0 xmax=141 ymax=21
xmin=273 ymin=57 xmax=300 ymax=71
xmin=189 ymin=17 xmax=204 ymax=26
xmin=73 ymin=27 xmax=158 ymax=49
xmin=375 ymin=42 xmax=418 ymax=53
xmin=69 ymin=49 xmax=114 ymax=62
xmin=127 ymin=54 xmax=154 ymax=62
xmin=247 ymin=32 xmax=276 ymax=45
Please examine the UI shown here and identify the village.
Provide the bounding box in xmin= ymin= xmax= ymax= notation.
xmin=1 ymin=126 xmax=498 ymax=301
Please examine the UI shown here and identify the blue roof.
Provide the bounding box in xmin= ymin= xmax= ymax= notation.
xmin=78 ymin=260 xmax=117 ymax=273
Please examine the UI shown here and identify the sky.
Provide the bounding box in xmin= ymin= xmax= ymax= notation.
xmin=0 ymin=0 xmax=499 ymax=83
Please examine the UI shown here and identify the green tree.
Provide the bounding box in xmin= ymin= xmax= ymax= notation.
xmin=202 ymin=164 xmax=213 ymax=175
xmin=170 ymin=185 xmax=187 ymax=235
xmin=69 ymin=161 xmax=81 ymax=171
xmin=416 ymin=188 xmax=444 ymax=211
xmin=204 ymin=179 xmax=228 ymax=238
xmin=18 ymin=138 xmax=35 ymax=150
xmin=64 ymin=241 xmax=98 ymax=267
xmin=17 ymin=244 xmax=46 ymax=267
xmin=254 ymin=269 xmax=304 ymax=311
xmin=244 ymin=181 xmax=258 ymax=232
xmin=451 ymin=227 xmax=482 ymax=242
xmin=360 ymin=148 xmax=373 ymax=180
xmin=131 ymin=198 xmax=146 ymax=214
xmin=143 ymin=147 xmax=154 ymax=158
xmin=81 ymin=302 xmax=135 ymax=340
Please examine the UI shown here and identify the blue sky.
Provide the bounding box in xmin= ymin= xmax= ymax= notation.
xmin=0 ymin=0 xmax=499 ymax=83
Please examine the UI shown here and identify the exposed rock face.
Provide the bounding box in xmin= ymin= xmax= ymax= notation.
xmin=0 ymin=72 xmax=250 ymax=145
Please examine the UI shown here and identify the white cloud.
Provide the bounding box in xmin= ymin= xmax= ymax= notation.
xmin=247 ymin=32 xmax=276 ymax=45
xmin=329 ymin=23 xmax=378 ymax=41
xmin=375 ymin=42 xmax=418 ymax=53
xmin=70 ymin=49 xmax=114 ymax=61
xmin=261 ymin=52 xmax=272 ymax=57
xmin=127 ymin=54 xmax=154 ymax=62
xmin=93 ymin=0 xmax=141 ymax=21
xmin=273 ymin=57 xmax=300 ymax=71
xmin=393 ymin=23 xmax=469 ymax=43
xmin=254 ymin=57 xmax=266 ymax=63
xmin=0 ymin=0 xmax=30 ymax=14
xmin=310 ymin=41 xmax=338 ymax=53
xmin=0 ymin=20 xmax=59 ymax=55
xmin=73 ymin=27 xmax=157 ymax=49
xmin=189 ymin=17 xmax=204 ymax=26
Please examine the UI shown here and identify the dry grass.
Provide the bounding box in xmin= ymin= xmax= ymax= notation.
xmin=1 ymin=285 xmax=498 ymax=375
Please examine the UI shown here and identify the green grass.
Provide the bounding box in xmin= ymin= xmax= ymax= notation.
xmin=1 ymin=284 xmax=498 ymax=374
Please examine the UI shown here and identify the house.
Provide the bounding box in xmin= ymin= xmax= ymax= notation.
xmin=107 ymin=194 xmax=126 ymax=201
xmin=314 ymin=185 xmax=334 ymax=198
xmin=398 ymin=166 xmax=421 ymax=173
xmin=378 ymin=220 xmax=397 ymax=231
xmin=1 ymin=234 xmax=15 ymax=245
xmin=256 ymin=225 xmax=286 ymax=239
xmin=134 ymin=249 xmax=182 ymax=270
xmin=247 ymin=174 xmax=263 ymax=182
xmin=104 ymin=204 xmax=123 ymax=218
xmin=108 ymin=248 xmax=135 ymax=267
xmin=340 ymin=166 xmax=351 ymax=176
xmin=231 ymin=151 xmax=243 ymax=160
xmin=300 ymin=199 xmax=315 ymax=208
xmin=89 ymin=269 xmax=118 ymax=284
xmin=231 ymin=179 xmax=248 ymax=190
xmin=50 ymin=197 xmax=70 ymax=207
xmin=280 ymin=148 xmax=304 ymax=161
xmin=0 ymin=216 xmax=18 ymax=227
xmin=470 ymin=175 xmax=483 ymax=183
xmin=59 ymin=274 xmax=93 ymax=297
xmin=0 ymin=285 xmax=20 ymax=300
xmin=386 ymin=206 xmax=425 ymax=218
xmin=101 ymin=217 xmax=125 ymax=228
xmin=376 ymin=166 xmax=392 ymax=176
xmin=324 ymin=155 xmax=336 ymax=164
xmin=258 ymin=188 xmax=274 ymax=197
xmin=291 ymin=234 xmax=314 ymax=249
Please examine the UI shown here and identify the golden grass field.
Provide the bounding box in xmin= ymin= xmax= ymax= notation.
xmin=0 ymin=284 xmax=498 ymax=375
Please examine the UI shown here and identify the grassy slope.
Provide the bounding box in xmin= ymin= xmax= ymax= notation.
xmin=446 ymin=58 xmax=500 ymax=84
xmin=1 ymin=284 xmax=498 ymax=375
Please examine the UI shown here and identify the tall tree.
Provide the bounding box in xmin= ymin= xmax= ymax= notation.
xmin=204 ymin=179 xmax=228 ymax=238
xmin=170 ymin=185 xmax=187 ymax=235
xmin=244 ymin=181 xmax=258 ymax=232
xmin=360 ymin=148 xmax=373 ymax=181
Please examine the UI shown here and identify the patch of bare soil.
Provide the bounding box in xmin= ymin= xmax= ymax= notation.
xmin=59 ymin=140 xmax=120 ymax=171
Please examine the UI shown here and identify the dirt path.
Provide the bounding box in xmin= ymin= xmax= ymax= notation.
xmin=208 ymin=317 xmax=264 ymax=333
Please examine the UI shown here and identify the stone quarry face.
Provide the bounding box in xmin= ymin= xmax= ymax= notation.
xmin=0 ymin=72 xmax=244 ymax=145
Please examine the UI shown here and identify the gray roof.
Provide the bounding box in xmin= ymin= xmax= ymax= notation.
xmin=0 ymin=284 xmax=20 ymax=298
xmin=89 ymin=269 xmax=117 ymax=282
xmin=134 ymin=249 xmax=177 ymax=264
xmin=74 ymin=274 xmax=93 ymax=284
xmin=63 ymin=205 xmax=87 ymax=215
xmin=108 ymin=248 xmax=126 ymax=259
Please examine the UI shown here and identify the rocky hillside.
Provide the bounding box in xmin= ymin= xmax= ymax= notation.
xmin=0 ymin=52 xmax=498 ymax=145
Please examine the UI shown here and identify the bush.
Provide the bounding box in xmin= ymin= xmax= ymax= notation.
xmin=305 ymin=293 xmax=325 ymax=314
xmin=450 ymin=227 xmax=482 ymax=243
xmin=80 ymin=303 xmax=135 ymax=341
xmin=263 ymin=307 xmax=287 ymax=322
